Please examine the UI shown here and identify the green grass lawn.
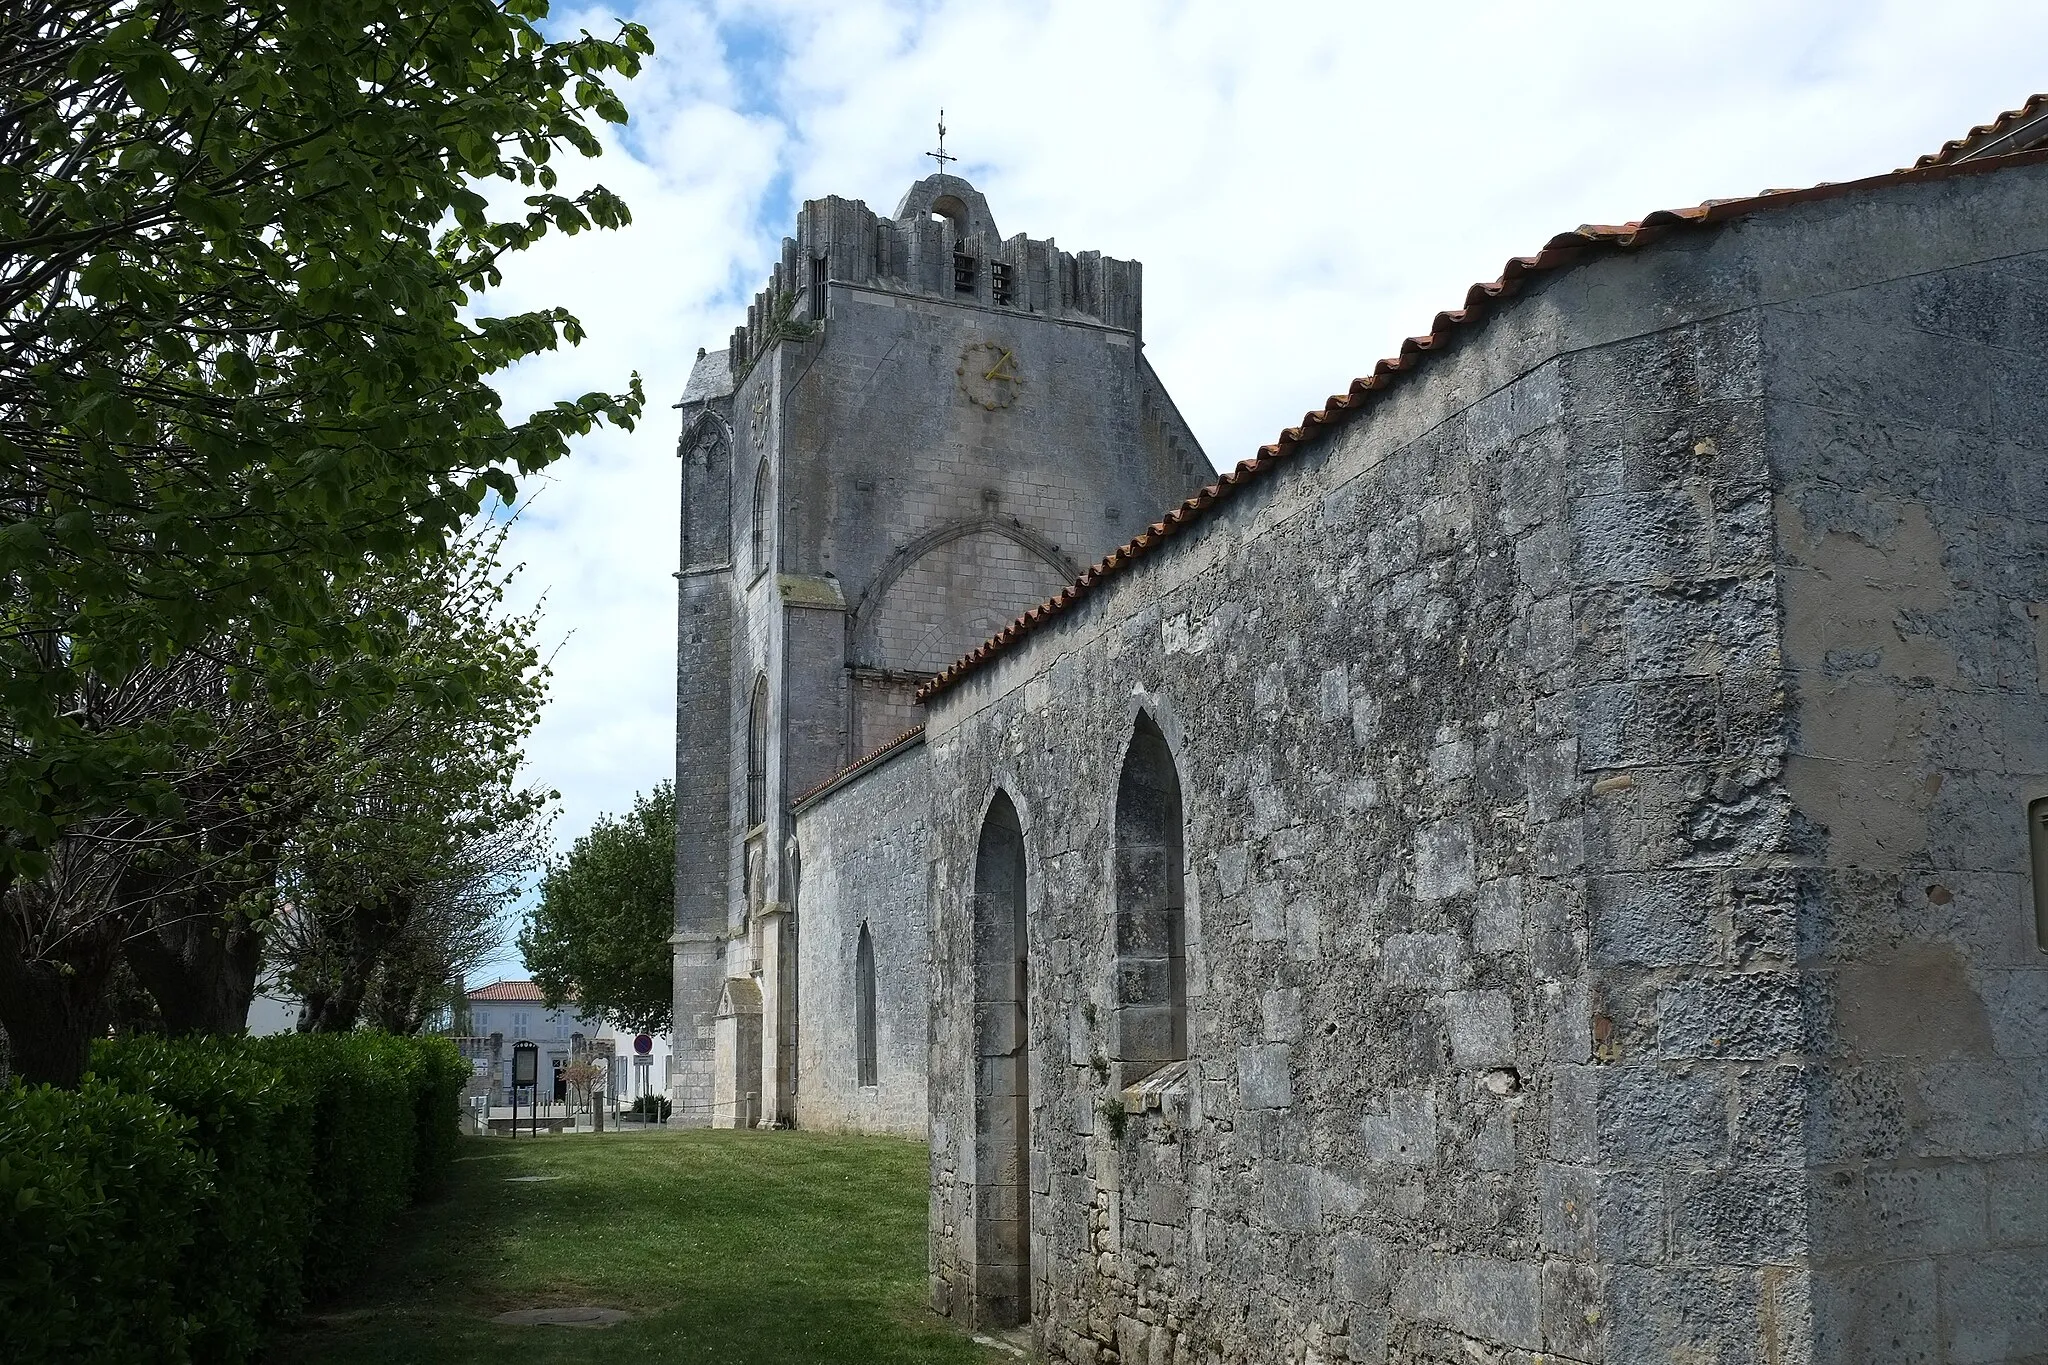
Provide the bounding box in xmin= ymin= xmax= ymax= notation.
xmin=268 ymin=1128 xmax=993 ymax=1365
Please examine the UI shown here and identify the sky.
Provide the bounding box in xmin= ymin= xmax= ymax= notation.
xmin=469 ymin=0 xmax=2048 ymax=979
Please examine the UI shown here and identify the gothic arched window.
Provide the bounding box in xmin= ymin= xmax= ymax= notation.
xmin=747 ymin=676 xmax=768 ymax=827
xmin=750 ymin=456 xmax=771 ymax=579
xmin=1113 ymin=712 xmax=1186 ymax=1084
xmin=855 ymin=922 xmax=878 ymax=1088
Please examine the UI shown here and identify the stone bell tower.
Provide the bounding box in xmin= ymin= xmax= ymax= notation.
xmin=669 ymin=170 xmax=1212 ymax=1127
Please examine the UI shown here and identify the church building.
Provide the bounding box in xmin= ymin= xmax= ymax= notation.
xmin=669 ymin=173 xmax=1210 ymax=1131
xmin=675 ymin=102 xmax=2048 ymax=1364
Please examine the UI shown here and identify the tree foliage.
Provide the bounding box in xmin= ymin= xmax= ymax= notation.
xmin=1 ymin=0 xmax=648 ymax=878
xmin=519 ymin=782 xmax=674 ymax=1035
xmin=0 ymin=0 xmax=652 ymax=1083
xmin=267 ymin=526 xmax=552 ymax=1035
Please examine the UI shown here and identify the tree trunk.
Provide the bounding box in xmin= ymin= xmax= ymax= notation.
xmin=0 ymin=923 xmax=121 ymax=1088
xmin=0 ymin=860 xmax=134 ymax=1088
xmin=300 ymin=976 xmax=367 ymax=1032
xmin=123 ymin=896 xmax=264 ymax=1036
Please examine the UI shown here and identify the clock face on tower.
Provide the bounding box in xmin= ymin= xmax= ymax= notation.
xmin=958 ymin=342 xmax=1022 ymax=411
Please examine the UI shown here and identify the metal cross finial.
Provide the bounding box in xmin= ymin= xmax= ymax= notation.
xmin=927 ymin=110 xmax=956 ymax=177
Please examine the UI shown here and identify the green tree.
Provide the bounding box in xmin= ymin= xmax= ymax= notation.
xmin=0 ymin=0 xmax=650 ymax=1083
xmin=519 ymin=783 xmax=674 ymax=1035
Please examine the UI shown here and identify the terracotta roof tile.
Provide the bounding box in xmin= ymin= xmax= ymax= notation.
xmin=469 ymin=980 xmax=548 ymax=1003
xmin=915 ymin=142 xmax=2048 ymax=704
xmin=1915 ymin=94 xmax=2048 ymax=167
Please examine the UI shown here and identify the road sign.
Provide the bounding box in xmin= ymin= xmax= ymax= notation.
xmin=633 ymin=1033 xmax=653 ymax=1056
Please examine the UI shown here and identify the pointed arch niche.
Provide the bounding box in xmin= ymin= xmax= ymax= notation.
xmin=855 ymin=922 xmax=879 ymax=1089
xmin=971 ymin=791 xmax=1031 ymax=1328
xmin=1113 ymin=712 xmax=1187 ymax=1086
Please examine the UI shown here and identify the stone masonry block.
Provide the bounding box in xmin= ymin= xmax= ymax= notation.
xmin=1810 ymin=1259 xmax=1939 ymax=1365
xmin=1238 ymin=1043 xmax=1293 ymax=1110
xmin=1604 ymin=1265 xmax=1760 ymax=1364
xmin=1332 ymin=1232 xmax=1388 ymax=1305
xmin=1588 ymin=870 xmax=1722 ymax=967
xmin=1444 ymin=990 xmax=1514 ymax=1069
xmin=1472 ymin=875 xmax=1524 ymax=954
xmin=1261 ymin=987 xmax=1303 ymax=1042
xmin=1940 ymin=1249 xmax=2048 ymax=1364
xmin=1670 ymin=1167 xmax=1810 ymax=1265
xmin=1658 ymin=971 xmax=1811 ymax=1061
xmin=1382 ymin=932 xmax=1465 ymax=991
xmin=1361 ymin=1087 xmax=1436 ymax=1166
xmin=1414 ymin=819 xmax=1476 ymax=902
xmin=1596 ymin=1066 xmax=1730 ymax=1165
xmin=1392 ymin=1252 xmax=1542 ymax=1353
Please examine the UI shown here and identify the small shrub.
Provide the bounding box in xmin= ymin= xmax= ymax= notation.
xmin=0 ymin=1081 xmax=212 ymax=1364
xmin=1095 ymin=1096 xmax=1128 ymax=1140
xmin=624 ymin=1093 xmax=671 ymax=1121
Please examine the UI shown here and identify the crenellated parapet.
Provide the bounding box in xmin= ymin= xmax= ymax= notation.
xmin=726 ymin=173 xmax=1141 ymax=375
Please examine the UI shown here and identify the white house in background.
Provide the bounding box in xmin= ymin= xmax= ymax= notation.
xmin=460 ymin=980 xmax=608 ymax=1104
xmin=596 ymin=1023 xmax=673 ymax=1106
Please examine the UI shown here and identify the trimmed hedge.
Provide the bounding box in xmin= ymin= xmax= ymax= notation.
xmin=90 ymin=1036 xmax=317 ymax=1359
xmin=0 ymin=1031 xmax=465 ymax=1365
xmin=0 ymin=1081 xmax=210 ymax=1361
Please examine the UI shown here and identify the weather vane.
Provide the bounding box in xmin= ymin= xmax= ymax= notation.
xmin=927 ymin=110 xmax=956 ymax=177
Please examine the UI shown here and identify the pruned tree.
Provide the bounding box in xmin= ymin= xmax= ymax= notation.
xmin=269 ymin=525 xmax=553 ymax=1035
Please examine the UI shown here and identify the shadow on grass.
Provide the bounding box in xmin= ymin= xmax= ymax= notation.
xmin=266 ymin=1128 xmax=991 ymax=1365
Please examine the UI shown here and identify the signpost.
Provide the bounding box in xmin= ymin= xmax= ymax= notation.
xmin=631 ymin=1033 xmax=654 ymax=1118
xmin=512 ymin=1040 xmax=539 ymax=1138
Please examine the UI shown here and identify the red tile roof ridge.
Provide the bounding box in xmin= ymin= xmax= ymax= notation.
xmin=1915 ymin=94 xmax=2048 ymax=168
xmin=791 ymin=725 xmax=927 ymax=810
xmin=915 ymin=146 xmax=2048 ymax=705
xmin=469 ymin=979 xmax=546 ymax=1002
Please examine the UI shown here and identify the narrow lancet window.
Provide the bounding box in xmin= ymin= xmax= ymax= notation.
xmin=750 ymin=456 xmax=771 ymax=578
xmin=2031 ymin=796 xmax=2048 ymax=953
xmin=855 ymin=923 xmax=878 ymax=1088
xmin=747 ymin=676 xmax=768 ymax=828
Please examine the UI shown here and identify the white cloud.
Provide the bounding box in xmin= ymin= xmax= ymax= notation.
xmin=470 ymin=0 xmax=2048 ymax=973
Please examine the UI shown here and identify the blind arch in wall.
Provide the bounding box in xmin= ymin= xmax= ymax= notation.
xmin=971 ymin=790 xmax=1031 ymax=1327
xmin=682 ymin=417 xmax=731 ymax=568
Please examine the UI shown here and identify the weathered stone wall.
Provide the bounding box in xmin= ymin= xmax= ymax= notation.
xmin=792 ymin=740 xmax=932 ymax=1135
xmin=1769 ymin=249 xmax=2048 ymax=1357
xmin=921 ymin=162 xmax=2048 ymax=1363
